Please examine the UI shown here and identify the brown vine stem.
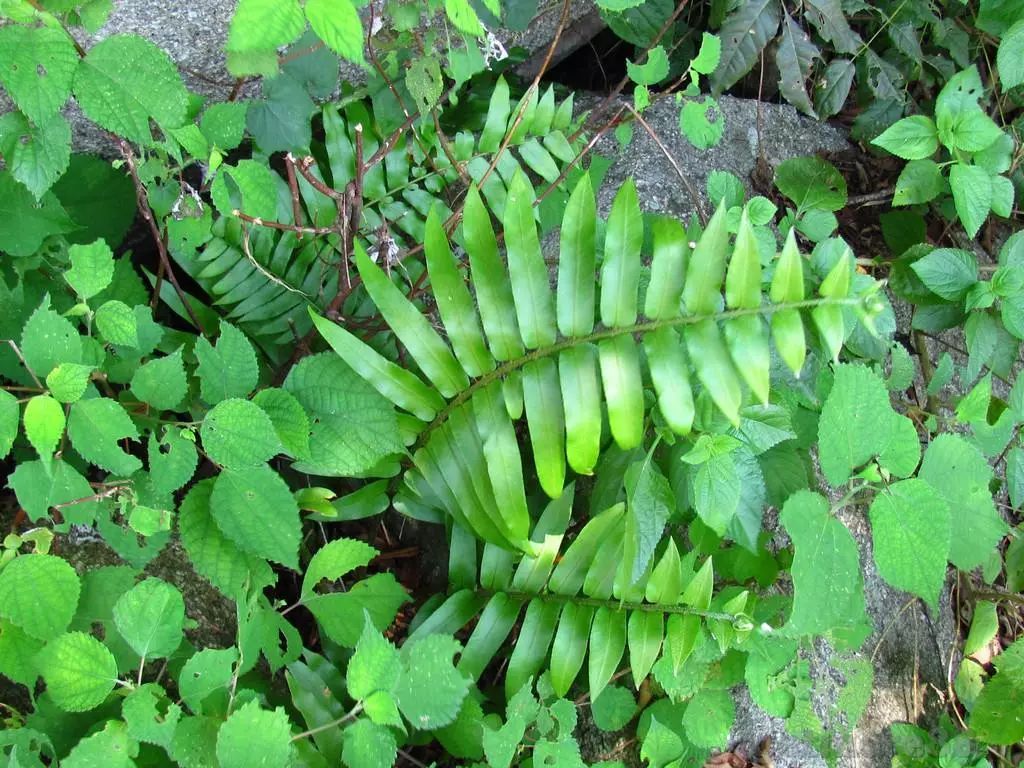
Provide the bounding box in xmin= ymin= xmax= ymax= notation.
xmin=231 ymin=210 xmax=336 ymax=236
xmin=117 ymin=139 xmax=206 ymax=335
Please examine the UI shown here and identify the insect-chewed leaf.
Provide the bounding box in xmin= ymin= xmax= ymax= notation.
xmin=463 ymin=185 xmax=524 ymax=361
xmin=598 ymin=335 xmax=645 ymax=449
xmin=424 ymin=206 xmax=494 ymax=378
xmin=645 ymin=217 xmax=688 ymax=320
xmin=644 ymin=327 xmax=695 ymax=435
xmin=557 ymin=174 xmax=597 ymax=337
xmin=354 ymin=243 xmax=467 ymax=398
xmin=682 ymin=202 xmax=729 ymax=315
xmin=504 ymin=172 xmax=556 ymax=349
xmin=600 ymin=179 xmax=643 ymax=327
xmin=685 ymin=318 xmax=742 ymax=425
xmin=558 ymin=345 xmax=602 ymax=474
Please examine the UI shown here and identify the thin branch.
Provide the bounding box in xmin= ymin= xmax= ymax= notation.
xmin=625 ymin=103 xmax=707 ymax=225
xmin=118 ymin=139 xmax=206 ymax=334
xmin=231 ymin=209 xmax=336 ymax=236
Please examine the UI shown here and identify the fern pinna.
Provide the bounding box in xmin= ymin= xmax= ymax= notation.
xmin=311 ymin=171 xmax=882 ymax=551
xmin=403 ymin=490 xmax=752 ymax=701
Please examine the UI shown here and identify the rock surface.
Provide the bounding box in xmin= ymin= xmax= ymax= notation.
xmin=586 ymin=94 xmax=850 ymax=219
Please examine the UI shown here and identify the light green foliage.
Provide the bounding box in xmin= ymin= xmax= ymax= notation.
xmin=94 ymin=300 xmax=139 ymax=347
xmin=682 ymin=688 xmax=734 ymax=748
xmin=200 ymin=398 xmax=281 ymax=468
xmin=210 ymin=465 xmax=301 ymax=569
xmin=23 ymin=395 xmax=64 ymax=465
xmin=63 ymin=721 xmax=137 ymax=768
xmin=65 ymin=240 xmax=115 ymax=299
xmin=74 ymin=35 xmax=189 ymax=145
xmin=131 ymin=349 xmax=187 ymax=410
xmin=305 ymin=0 xmax=364 ymax=64
xmin=970 ymin=638 xmax=1024 ymax=744
xmin=0 ymin=554 xmax=80 ymax=640
xmin=868 ymin=479 xmax=949 ymax=607
xmin=343 ymin=718 xmax=397 ymax=768
xmin=67 ymin=397 xmax=143 ymax=476
xmin=122 ymin=683 xmax=182 ymax=748
xmin=38 ymin=631 xmax=118 ymax=712
xmin=817 ymin=364 xmax=920 ymax=485
xmin=195 ymin=321 xmax=259 ymax=404
xmin=46 ymin=363 xmax=94 ymax=403
xmin=216 ymin=700 xmax=294 ymax=768
xmin=112 ymin=578 xmax=185 ymax=660
xmin=395 ymin=635 xmax=471 ymax=729
xmin=781 ymin=491 xmax=866 ymax=638
xmin=0 ymin=24 xmax=78 ymax=122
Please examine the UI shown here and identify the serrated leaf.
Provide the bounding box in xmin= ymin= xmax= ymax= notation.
xmin=918 ymin=434 xmax=1006 ymax=571
xmin=200 ymin=398 xmax=280 ymax=469
xmin=893 ymin=159 xmax=944 ymax=206
xmin=774 ymin=156 xmax=847 ymax=212
xmin=0 ymin=24 xmax=78 ymax=122
xmin=868 ymin=479 xmax=950 ymax=607
xmin=342 ymin=718 xmax=397 ymax=768
xmin=225 ymin=0 xmax=304 ymax=75
xmin=302 ymin=538 xmax=376 ymax=599
xmin=131 ymin=348 xmax=187 ymax=411
xmin=46 ymin=363 xmax=94 ymax=403
xmin=305 ymin=0 xmax=365 ymax=63
xmin=682 ymin=688 xmax=734 ymax=748
xmin=67 ymin=398 xmax=143 ymax=476
xmin=998 ymin=20 xmax=1024 ymax=89
xmin=73 ymin=34 xmax=189 ymax=145
xmin=178 ymin=647 xmax=237 ymax=714
xmin=122 ymin=683 xmax=182 ymax=748
xmin=624 ymin=451 xmax=673 ymax=584
xmin=626 ymin=45 xmax=669 ymax=85
xmin=395 ymin=634 xmax=470 ymax=729
xmin=24 ymin=395 xmax=64 ymax=465
xmin=691 ymin=32 xmax=722 ymax=75
xmin=775 ymin=12 xmax=819 ymax=116
xmin=38 ymin=631 xmax=117 ymax=712
xmin=0 ymin=389 xmax=18 ymax=458
xmin=195 ymin=321 xmax=258 ymax=404
xmin=309 ymin=572 xmax=408 ymax=647
xmin=0 ymin=111 xmax=71 ymax=199
xmin=94 ymin=300 xmax=138 ymax=347
xmin=679 ymin=97 xmax=725 ymax=149
xmin=949 ymin=163 xmax=992 ymax=239
xmin=216 ymin=700 xmax=294 ymax=768
xmin=0 ymin=171 xmax=76 ymax=257
xmin=210 ymin=159 xmax=279 ymax=221
xmin=8 ymin=459 xmax=96 ymax=526
xmin=0 ymin=619 xmax=43 ymax=688
xmin=781 ymin=491 xmax=866 ymax=637
xmin=251 ymin=388 xmax=310 ymax=459
xmin=20 ymin=298 xmax=82 ymax=379
xmin=210 ymin=465 xmax=301 ymax=569
xmin=872 ymin=116 xmax=939 ymax=160
xmin=348 ymin=617 xmax=400 ymax=700
xmin=179 ymin=480 xmax=274 ymax=600
xmin=0 ymin=554 xmax=79 ymax=640
xmin=710 ymin=0 xmax=781 ymax=93
xmin=113 ymin=577 xmax=185 ymax=660
xmin=910 ymin=248 xmax=977 ymax=300
xmin=284 ymin=353 xmax=403 ymax=476
xmin=817 ymin=364 xmax=920 ymax=485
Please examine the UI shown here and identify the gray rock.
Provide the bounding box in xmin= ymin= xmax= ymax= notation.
xmin=583 ymin=94 xmax=850 ymax=219
xmin=1 ymin=0 xmax=597 ymax=154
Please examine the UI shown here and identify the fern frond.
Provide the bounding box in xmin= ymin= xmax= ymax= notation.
xmin=405 ymin=492 xmax=750 ymax=701
xmin=312 ymin=171 xmax=878 ymax=550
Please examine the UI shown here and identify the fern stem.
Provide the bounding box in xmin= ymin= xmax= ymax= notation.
xmin=483 ymin=589 xmax=740 ymax=621
xmin=418 ymin=296 xmax=863 ymax=449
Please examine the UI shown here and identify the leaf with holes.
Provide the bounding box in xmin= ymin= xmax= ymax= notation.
xmin=67 ymin=398 xmax=143 ymax=476
xmin=0 ymin=24 xmax=79 ymax=122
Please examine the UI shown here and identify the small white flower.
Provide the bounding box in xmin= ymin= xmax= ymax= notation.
xmin=171 ymin=182 xmax=204 ymax=220
xmin=368 ymin=234 xmax=400 ymax=267
xmin=482 ymin=29 xmax=508 ymax=69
